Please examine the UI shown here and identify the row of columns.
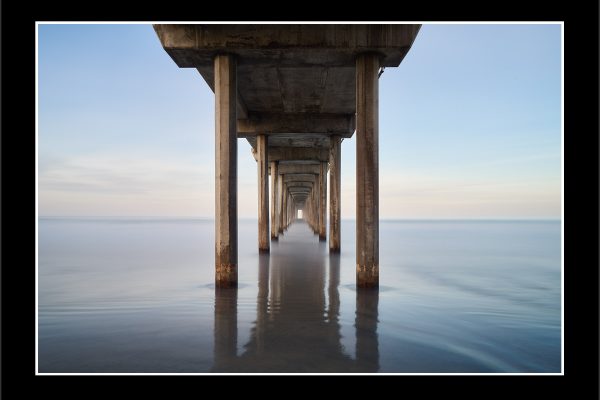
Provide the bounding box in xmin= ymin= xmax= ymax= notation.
xmin=214 ymin=52 xmax=380 ymax=289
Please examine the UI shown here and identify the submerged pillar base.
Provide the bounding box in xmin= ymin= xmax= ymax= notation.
xmin=216 ymin=263 xmax=238 ymax=288
xmin=356 ymin=264 xmax=379 ymax=288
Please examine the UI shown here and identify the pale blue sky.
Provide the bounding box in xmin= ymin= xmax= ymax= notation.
xmin=38 ymin=23 xmax=561 ymax=219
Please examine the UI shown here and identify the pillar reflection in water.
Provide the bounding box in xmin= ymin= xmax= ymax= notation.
xmin=255 ymin=253 xmax=270 ymax=354
xmin=327 ymin=253 xmax=341 ymax=328
xmin=212 ymin=286 xmax=238 ymax=372
xmin=355 ymin=288 xmax=380 ymax=372
xmin=211 ymin=222 xmax=380 ymax=372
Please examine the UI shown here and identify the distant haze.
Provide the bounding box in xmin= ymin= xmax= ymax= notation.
xmin=38 ymin=24 xmax=561 ymax=219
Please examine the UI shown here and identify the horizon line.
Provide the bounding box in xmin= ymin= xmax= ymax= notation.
xmin=38 ymin=215 xmax=561 ymax=221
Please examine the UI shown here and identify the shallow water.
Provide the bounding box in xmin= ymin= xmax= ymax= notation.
xmin=38 ymin=218 xmax=561 ymax=373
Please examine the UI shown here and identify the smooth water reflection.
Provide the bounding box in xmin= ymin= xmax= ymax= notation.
xmin=212 ymin=223 xmax=379 ymax=372
xmin=38 ymin=218 xmax=561 ymax=373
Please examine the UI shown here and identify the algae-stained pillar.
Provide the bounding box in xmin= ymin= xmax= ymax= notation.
xmin=270 ymin=161 xmax=279 ymax=240
xmin=257 ymin=135 xmax=269 ymax=252
xmin=329 ymin=135 xmax=341 ymax=252
xmin=319 ymin=161 xmax=327 ymax=241
xmin=356 ymin=53 xmax=379 ymax=288
xmin=214 ymin=54 xmax=238 ymax=288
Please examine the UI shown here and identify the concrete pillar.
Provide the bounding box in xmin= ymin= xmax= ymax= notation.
xmin=288 ymin=195 xmax=291 ymax=226
xmin=278 ymin=174 xmax=285 ymax=233
xmin=329 ymin=135 xmax=341 ymax=252
xmin=356 ymin=53 xmax=379 ymax=288
xmin=309 ymin=196 xmax=312 ymax=226
xmin=257 ymin=135 xmax=269 ymax=252
xmin=289 ymin=195 xmax=293 ymax=225
xmin=214 ymin=54 xmax=237 ymax=288
xmin=315 ymin=187 xmax=318 ymax=234
xmin=289 ymin=198 xmax=292 ymax=225
xmin=312 ymin=188 xmax=319 ymax=235
xmin=309 ymin=194 xmax=313 ymax=229
xmin=319 ymin=161 xmax=327 ymax=241
xmin=313 ymin=178 xmax=319 ymax=234
xmin=270 ymin=161 xmax=279 ymax=240
xmin=282 ymin=183 xmax=288 ymax=232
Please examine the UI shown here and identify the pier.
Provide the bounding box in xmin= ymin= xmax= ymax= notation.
xmin=153 ymin=24 xmax=421 ymax=288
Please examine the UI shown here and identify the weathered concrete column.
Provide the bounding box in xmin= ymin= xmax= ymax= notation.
xmin=306 ymin=194 xmax=312 ymax=228
xmin=257 ymin=135 xmax=269 ymax=252
xmin=278 ymin=174 xmax=285 ymax=233
xmin=309 ymin=194 xmax=314 ymax=229
xmin=314 ymin=177 xmax=319 ymax=234
xmin=282 ymin=183 xmax=288 ymax=232
xmin=288 ymin=193 xmax=291 ymax=226
xmin=270 ymin=161 xmax=279 ymax=240
xmin=289 ymin=197 xmax=292 ymax=225
xmin=289 ymin=198 xmax=292 ymax=225
xmin=312 ymin=188 xmax=318 ymax=234
xmin=318 ymin=161 xmax=327 ymax=241
xmin=356 ymin=53 xmax=379 ymax=288
xmin=310 ymin=189 xmax=319 ymax=234
xmin=289 ymin=195 xmax=293 ymax=225
xmin=329 ymin=135 xmax=341 ymax=252
xmin=214 ymin=54 xmax=237 ymax=288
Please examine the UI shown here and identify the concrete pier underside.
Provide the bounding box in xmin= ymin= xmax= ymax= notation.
xmin=154 ymin=24 xmax=420 ymax=288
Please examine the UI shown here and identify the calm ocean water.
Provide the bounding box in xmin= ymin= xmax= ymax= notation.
xmin=38 ymin=218 xmax=561 ymax=373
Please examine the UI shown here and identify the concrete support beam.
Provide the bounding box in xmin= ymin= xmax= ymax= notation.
xmin=277 ymin=163 xmax=321 ymax=175
xmin=154 ymin=24 xmax=422 ymax=68
xmin=329 ymin=135 xmax=341 ymax=252
xmin=267 ymin=147 xmax=330 ymax=162
xmin=286 ymin=182 xmax=313 ymax=189
xmin=238 ymin=113 xmax=355 ymax=136
xmin=284 ymin=174 xmax=316 ymax=183
xmin=257 ymin=135 xmax=269 ymax=252
xmin=289 ymin=191 xmax=312 ymax=196
xmin=355 ymin=53 xmax=379 ymax=288
xmin=214 ymin=54 xmax=238 ymax=288
xmin=319 ymin=161 xmax=327 ymax=241
xmin=270 ymin=161 xmax=279 ymax=240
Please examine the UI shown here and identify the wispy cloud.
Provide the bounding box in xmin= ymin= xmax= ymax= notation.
xmin=38 ymin=154 xmax=216 ymax=216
